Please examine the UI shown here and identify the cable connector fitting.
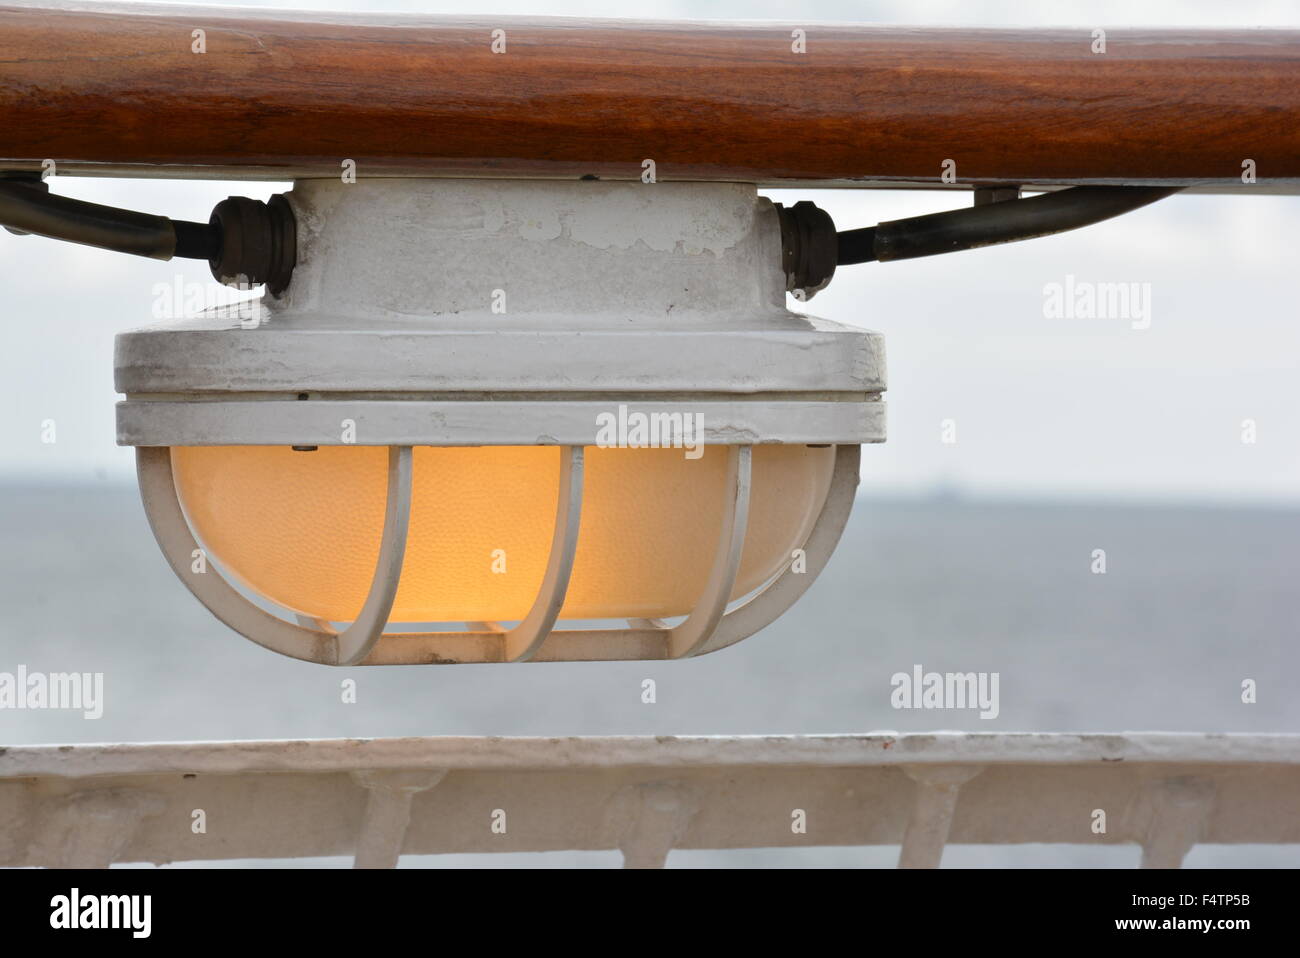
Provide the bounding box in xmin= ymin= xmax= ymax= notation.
xmin=774 ymin=200 xmax=837 ymax=300
xmin=208 ymin=194 xmax=296 ymax=296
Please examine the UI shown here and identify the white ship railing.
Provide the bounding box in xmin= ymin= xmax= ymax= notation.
xmin=2 ymin=733 xmax=1297 ymax=868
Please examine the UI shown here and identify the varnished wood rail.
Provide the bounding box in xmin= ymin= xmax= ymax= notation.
xmin=0 ymin=2 xmax=1297 ymax=190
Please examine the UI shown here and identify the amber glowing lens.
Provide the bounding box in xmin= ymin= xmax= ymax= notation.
xmin=171 ymin=444 xmax=834 ymax=623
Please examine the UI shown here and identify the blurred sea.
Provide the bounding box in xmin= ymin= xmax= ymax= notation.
xmin=2 ymin=482 xmax=1297 ymax=867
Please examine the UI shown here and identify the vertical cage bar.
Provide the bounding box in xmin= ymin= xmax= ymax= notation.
xmin=669 ymin=445 xmax=752 ymax=659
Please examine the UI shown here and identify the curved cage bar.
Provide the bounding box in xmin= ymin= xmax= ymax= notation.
xmin=502 ymin=446 xmax=585 ymax=662
xmin=290 ymin=446 xmax=414 ymax=658
xmin=668 ymin=445 xmax=752 ymax=658
xmin=336 ymin=445 xmax=413 ymax=665
xmin=140 ymin=444 xmax=415 ymax=666
xmin=137 ymin=445 xmax=336 ymax=665
xmin=700 ymin=443 xmax=861 ymax=656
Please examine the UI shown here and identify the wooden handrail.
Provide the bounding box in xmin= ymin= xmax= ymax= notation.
xmin=2 ymin=2 xmax=1298 ymax=189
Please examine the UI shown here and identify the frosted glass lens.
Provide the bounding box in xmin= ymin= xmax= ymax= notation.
xmin=172 ymin=444 xmax=833 ymax=623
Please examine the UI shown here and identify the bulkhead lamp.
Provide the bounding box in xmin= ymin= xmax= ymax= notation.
xmin=115 ymin=179 xmax=885 ymax=665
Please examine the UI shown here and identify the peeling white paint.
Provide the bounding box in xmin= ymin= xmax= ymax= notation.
xmin=279 ymin=178 xmax=783 ymax=322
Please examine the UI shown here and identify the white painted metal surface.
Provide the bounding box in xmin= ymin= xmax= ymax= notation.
xmin=117 ymin=398 xmax=882 ymax=447
xmin=3 ymin=733 xmax=1296 ymax=869
xmin=284 ymin=180 xmax=788 ymax=321
xmin=115 ymin=180 xmax=885 ymax=447
xmin=115 ymin=321 xmax=883 ymax=394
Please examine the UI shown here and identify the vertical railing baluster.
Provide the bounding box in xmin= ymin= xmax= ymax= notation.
xmin=898 ymin=766 xmax=983 ymax=869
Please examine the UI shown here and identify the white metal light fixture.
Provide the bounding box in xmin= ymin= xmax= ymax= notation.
xmin=0 ymin=6 xmax=1258 ymax=673
xmin=115 ymin=179 xmax=885 ymax=666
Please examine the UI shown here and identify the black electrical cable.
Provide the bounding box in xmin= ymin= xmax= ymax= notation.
xmin=836 ymin=225 xmax=876 ymax=266
xmin=173 ymin=218 xmax=223 ymax=261
xmin=0 ymin=178 xmax=295 ymax=293
xmin=0 ymin=179 xmax=217 ymax=261
xmin=836 ymin=186 xmax=1182 ymax=266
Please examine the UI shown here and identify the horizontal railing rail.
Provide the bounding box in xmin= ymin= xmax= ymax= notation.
xmin=3 ymin=733 xmax=1298 ymax=868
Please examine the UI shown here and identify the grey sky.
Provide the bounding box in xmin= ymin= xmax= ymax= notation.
xmin=2 ymin=0 xmax=1296 ymax=504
